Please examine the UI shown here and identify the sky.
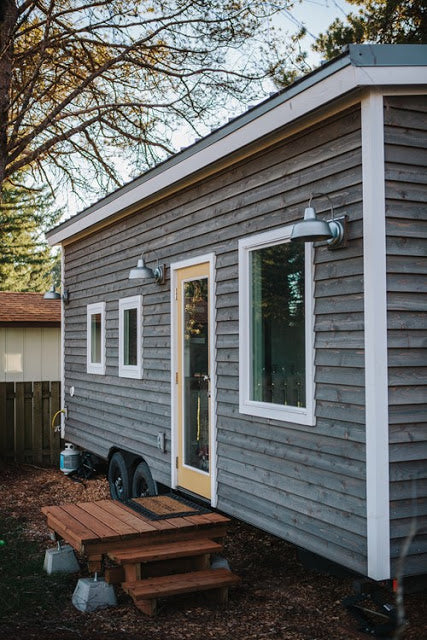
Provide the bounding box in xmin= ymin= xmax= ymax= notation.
xmin=168 ymin=0 xmax=353 ymax=149
xmin=284 ymin=0 xmax=352 ymax=64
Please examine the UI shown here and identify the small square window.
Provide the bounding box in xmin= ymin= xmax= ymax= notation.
xmin=239 ymin=226 xmax=315 ymax=425
xmin=87 ymin=302 xmax=106 ymax=375
xmin=119 ymin=295 xmax=142 ymax=378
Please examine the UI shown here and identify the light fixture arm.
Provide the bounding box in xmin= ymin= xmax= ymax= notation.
xmin=153 ymin=262 xmax=165 ymax=284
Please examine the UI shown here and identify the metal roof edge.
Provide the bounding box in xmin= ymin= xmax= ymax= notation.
xmin=349 ymin=43 xmax=427 ymax=66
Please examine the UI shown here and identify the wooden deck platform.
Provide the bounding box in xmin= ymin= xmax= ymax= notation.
xmin=42 ymin=495 xmax=239 ymax=614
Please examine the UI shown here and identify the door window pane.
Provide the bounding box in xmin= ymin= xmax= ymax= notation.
xmin=183 ymin=278 xmax=209 ymax=473
xmin=250 ymin=242 xmax=305 ymax=407
xmin=124 ymin=308 xmax=137 ymax=366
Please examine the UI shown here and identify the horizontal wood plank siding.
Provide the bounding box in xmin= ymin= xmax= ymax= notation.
xmin=384 ymin=95 xmax=427 ymax=576
xmin=64 ymin=106 xmax=367 ymax=571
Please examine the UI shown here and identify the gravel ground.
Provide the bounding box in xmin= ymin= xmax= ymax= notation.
xmin=0 ymin=462 xmax=425 ymax=640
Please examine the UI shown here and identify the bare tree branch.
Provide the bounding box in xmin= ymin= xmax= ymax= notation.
xmin=1 ymin=0 xmax=295 ymax=198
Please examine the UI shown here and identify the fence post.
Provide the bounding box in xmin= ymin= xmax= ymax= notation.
xmin=15 ymin=383 xmax=25 ymax=462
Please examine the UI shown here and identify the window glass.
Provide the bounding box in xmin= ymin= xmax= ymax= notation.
xmin=119 ymin=295 xmax=142 ymax=378
xmin=90 ymin=312 xmax=102 ymax=364
xmin=183 ymin=278 xmax=209 ymax=473
xmin=124 ymin=308 xmax=137 ymax=366
xmin=250 ymin=242 xmax=305 ymax=408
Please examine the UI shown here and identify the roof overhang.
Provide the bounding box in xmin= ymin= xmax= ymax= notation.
xmin=46 ymin=44 xmax=427 ymax=247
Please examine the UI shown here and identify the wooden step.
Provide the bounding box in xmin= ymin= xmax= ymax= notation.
xmin=123 ymin=568 xmax=240 ymax=614
xmin=124 ymin=568 xmax=240 ymax=599
xmin=108 ymin=538 xmax=222 ymax=564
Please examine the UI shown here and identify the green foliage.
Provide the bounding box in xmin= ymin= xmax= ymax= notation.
xmin=0 ymin=182 xmax=61 ymax=292
xmin=313 ymin=0 xmax=427 ymax=60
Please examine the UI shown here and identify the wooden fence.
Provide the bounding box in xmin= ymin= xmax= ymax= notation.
xmin=0 ymin=381 xmax=61 ymax=465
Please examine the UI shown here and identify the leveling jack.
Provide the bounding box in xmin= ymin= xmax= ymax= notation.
xmin=342 ymin=581 xmax=402 ymax=638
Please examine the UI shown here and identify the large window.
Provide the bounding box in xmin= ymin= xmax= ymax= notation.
xmin=119 ymin=295 xmax=142 ymax=378
xmin=87 ymin=302 xmax=106 ymax=375
xmin=239 ymin=226 xmax=314 ymax=425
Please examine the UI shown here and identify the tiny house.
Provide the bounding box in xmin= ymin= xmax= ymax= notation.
xmin=47 ymin=45 xmax=427 ymax=582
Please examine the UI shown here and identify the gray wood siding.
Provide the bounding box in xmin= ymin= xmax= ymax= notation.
xmin=64 ymin=106 xmax=367 ymax=572
xmin=384 ymin=95 xmax=427 ymax=576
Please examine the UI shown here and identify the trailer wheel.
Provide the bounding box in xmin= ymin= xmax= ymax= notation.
xmin=108 ymin=452 xmax=130 ymax=501
xmin=131 ymin=460 xmax=157 ymax=497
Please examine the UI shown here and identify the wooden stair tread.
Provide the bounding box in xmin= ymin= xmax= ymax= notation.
xmin=124 ymin=568 xmax=240 ymax=599
xmin=109 ymin=538 xmax=222 ymax=564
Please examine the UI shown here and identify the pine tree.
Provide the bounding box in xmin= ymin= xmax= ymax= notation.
xmin=313 ymin=1 xmax=427 ymax=61
xmin=0 ymin=182 xmax=61 ymax=291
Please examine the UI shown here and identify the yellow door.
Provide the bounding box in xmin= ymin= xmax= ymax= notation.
xmin=176 ymin=262 xmax=211 ymax=500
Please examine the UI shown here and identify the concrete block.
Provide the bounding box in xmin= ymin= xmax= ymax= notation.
xmin=211 ymin=554 xmax=230 ymax=570
xmin=72 ymin=576 xmax=117 ymax=613
xmin=43 ymin=544 xmax=80 ymax=574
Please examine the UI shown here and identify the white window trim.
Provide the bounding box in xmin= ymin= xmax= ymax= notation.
xmin=119 ymin=295 xmax=143 ymax=379
xmin=87 ymin=302 xmax=106 ymax=375
xmin=239 ymin=226 xmax=315 ymax=426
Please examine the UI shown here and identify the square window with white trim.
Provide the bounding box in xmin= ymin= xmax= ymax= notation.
xmin=119 ymin=295 xmax=142 ymax=379
xmin=239 ymin=226 xmax=315 ymax=425
xmin=87 ymin=302 xmax=106 ymax=375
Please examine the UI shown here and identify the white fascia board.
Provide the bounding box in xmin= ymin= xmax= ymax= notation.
xmin=48 ymin=63 xmax=426 ymax=248
xmin=362 ymin=91 xmax=390 ymax=581
xmin=355 ymin=66 xmax=427 ymax=87
xmin=47 ymin=64 xmax=359 ymax=246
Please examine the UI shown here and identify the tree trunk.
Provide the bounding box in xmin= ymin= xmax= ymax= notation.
xmin=0 ymin=0 xmax=17 ymax=191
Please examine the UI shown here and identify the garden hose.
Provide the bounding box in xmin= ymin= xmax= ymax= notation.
xmin=51 ymin=408 xmax=66 ymax=432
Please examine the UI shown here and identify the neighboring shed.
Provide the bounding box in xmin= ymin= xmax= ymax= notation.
xmin=47 ymin=45 xmax=427 ymax=582
xmin=0 ymin=292 xmax=61 ymax=463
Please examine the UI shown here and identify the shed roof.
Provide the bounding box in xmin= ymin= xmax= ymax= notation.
xmin=0 ymin=292 xmax=61 ymax=326
xmin=46 ymin=44 xmax=427 ymax=247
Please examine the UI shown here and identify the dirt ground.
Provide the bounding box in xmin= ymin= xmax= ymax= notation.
xmin=0 ymin=463 xmax=425 ymax=640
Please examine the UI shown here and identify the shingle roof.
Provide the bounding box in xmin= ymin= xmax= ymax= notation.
xmin=0 ymin=292 xmax=61 ymax=325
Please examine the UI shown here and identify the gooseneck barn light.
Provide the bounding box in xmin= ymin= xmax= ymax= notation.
xmin=128 ymin=255 xmax=165 ymax=284
xmin=291 ymin=194 xmax=348 ymax=249
xmin=43 ymin=284 xmax=69 ymax=303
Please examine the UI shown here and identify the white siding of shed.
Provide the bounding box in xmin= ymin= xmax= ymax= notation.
xmin=0 ymin=327 xmax=60 ymax=382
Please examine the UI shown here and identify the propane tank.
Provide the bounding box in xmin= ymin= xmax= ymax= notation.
xmin=60 ymin=443 xmax=80 ymax=475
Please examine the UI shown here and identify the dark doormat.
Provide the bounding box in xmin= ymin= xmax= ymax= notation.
xmin=125 ymin=493 xmax=211 ymax=520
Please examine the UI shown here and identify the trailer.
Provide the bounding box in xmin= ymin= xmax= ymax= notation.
xmin=47 ymin=45 xmax=427 ymax=582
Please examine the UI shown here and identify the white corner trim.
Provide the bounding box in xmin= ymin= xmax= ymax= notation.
xmin=362 ymin=91 xmax=390 ymax=580
xmin=60 ymin=248 xmax=66 ymax=439
xmin=238 ymin=226 xmax=315 ymax=427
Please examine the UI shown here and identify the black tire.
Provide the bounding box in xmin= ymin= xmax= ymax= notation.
xmin=131 ymin=460 xmax=157 ymax=498
xmin=108 ymin=452 xmax=131 ymax=501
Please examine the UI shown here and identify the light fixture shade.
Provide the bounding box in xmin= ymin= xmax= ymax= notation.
xmin=128 ymin=256 xmax=155 ymax=280
xmin=43 ymin=285 xmax=61 ymax=300
xmin=290 ymin=206 xmax=333 ymax=243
